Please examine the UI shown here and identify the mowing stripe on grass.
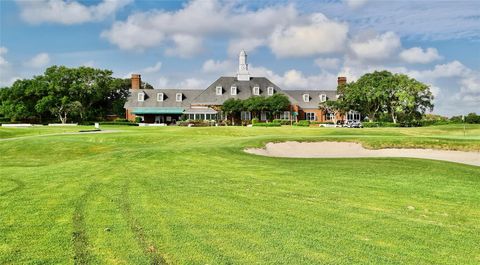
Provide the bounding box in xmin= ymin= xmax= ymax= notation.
xmin=0 ymin=178 xmax=25 ymax=196
xmin=72 ymin=183 xmax=97 ymax=265
xmin=120 ymin=181 xmax=167 ymax=265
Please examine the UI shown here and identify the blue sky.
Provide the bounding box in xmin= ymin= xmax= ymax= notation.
xmin=1 ymin=0 xmax=479 ymax=116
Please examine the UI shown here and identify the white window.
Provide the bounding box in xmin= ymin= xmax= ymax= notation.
xmin=267 ymin=86 xmax=274 ymax=96
xmin=157 ymin=93 xmax=164 ymax=102
xmin=216 ymin=86 xmax=222 ymax=95
xmin=281 ymin=111 xmax=290 ymax=120
xmin=253 ymin=86 xmax=260 ymax=95
xmin=138 ymin=92 xmax=145 ymax=102
xmin=241 ymin=111 xmax=251 ymax=120
xmin=305 ymin=112 xmax=315 ymax=121
xmin=303 ymin=94 xmax=310 ymax=102
xmin=320 ymin=94 xmax=327 ymax=102
xmin=231 ymin=86 xmax=237 ymax=95
xmin=176 ymin=93 xmax=182 ymax=102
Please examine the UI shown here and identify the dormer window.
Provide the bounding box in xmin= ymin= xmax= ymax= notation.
xmin=253 ymin=86 xmax=260 ymax=95
xmin=157 ymin=93 xmax=164 ymax=102
xmin=231 ymin=86 xmax=237 ymax=95
xmin=303 ymin=94 xmax=310 ymax=102
xmin=176 ymin=93 xmax=182 ymax=102
xmin=267 ymin=86 xmax=274 ymax=96
xmin=320 ymin=94 xmax=327 ymax=102
xmin=216 ymin=86 xmax=222 ymax=95
xmin=138 ymin=92 xmax=145 ymax=102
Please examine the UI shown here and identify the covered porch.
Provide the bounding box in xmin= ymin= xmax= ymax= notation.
xmin=131 ymin=107 xmax=184 ymax=124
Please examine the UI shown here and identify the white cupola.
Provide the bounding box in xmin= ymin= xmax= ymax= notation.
xmin=237 ymin=49 xmax=250 ymax=81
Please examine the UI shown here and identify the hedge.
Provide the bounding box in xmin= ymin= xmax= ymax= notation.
xmin=252 ymin=123 xmax=281 ymax=127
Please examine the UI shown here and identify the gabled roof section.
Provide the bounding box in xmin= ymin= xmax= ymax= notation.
xmin=124 ymin=89 xmax=203 ymax=109
xmin=191 ymin=76 xmax=297 ymax=105
xmin=283 ymin=90 xmax=338 ymax=109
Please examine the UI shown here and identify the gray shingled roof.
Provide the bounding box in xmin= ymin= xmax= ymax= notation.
xmin=190 ymin=76 xmax=298 ymax=105
xmin=283 ymin=90 xmax=338 ymax=109
xmin=124 ymin=77 xmax=340 ymax=111
xmin=124 ymin=89 xmax=203 ymax=109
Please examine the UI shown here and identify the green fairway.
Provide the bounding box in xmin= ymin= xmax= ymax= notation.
xmin=1 ymin=124 xmax=479 ymax=264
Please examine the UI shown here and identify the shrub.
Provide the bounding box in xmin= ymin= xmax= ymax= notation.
xmin=252 ymin=122 xmax=281 ymax=127
xmin=114 ymin=118 xmax=129 ymax=122
xmin=252 ymin=118 xmax=259 ymax=124
xmin=134 ymin=117 xmax=142 ymax=123
xmin=273 ymin=119 xmax=292 ymax=125
xmin=362 ymin=122 xmax=399 ymax=127
xmin=295 ymin=120 xmax=310 ymax=127
xmin=177 ymin=120 xmax=214 ymax=127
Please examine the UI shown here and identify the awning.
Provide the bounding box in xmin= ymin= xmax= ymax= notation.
xmin=131 ymin=107 xmax=184 ymax=115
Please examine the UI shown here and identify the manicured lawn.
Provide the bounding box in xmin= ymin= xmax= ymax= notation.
xmin=1 ymin=124 xmax=479 ymax=264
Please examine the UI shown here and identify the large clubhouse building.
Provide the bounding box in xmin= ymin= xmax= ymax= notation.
xmin=125 ymin=50 xmax=352 ymax=124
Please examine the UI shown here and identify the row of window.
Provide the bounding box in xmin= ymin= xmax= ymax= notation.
xmin=305 ymin=112 xmax=335 ymax=121
xmin=303 ymin=94 xmax=327 ymax=103
xmin=216 ymin=86 xmax=274 ymax=96
xmin=138 ymin=92 xmax=183 ymax=102
xmin=138 ymin=91 xmax=327 ymax=103
xmin=184 ymin=113 xmax=217 ymax=120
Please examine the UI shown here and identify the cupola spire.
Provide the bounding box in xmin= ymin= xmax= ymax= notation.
xmin=237 ymin=49 xmax=250 ymax=81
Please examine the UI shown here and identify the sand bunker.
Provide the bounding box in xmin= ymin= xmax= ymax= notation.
xmin=245 ymin=141 xmax=480 ymax=167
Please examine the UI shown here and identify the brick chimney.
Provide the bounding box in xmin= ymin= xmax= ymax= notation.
xmin=131 ymin=74 xmax=141 ymax=90
xmin=337 ymin=76 xmax=347 ymax=86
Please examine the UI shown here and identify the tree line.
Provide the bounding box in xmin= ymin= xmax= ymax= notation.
xmin=0 ymin=66 xmax=151 ymax=123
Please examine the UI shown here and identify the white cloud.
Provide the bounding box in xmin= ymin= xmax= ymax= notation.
xmin=176 ymin=78 xmax=207 ymax=89
xmin=409 ymin=60 xmax=469 ymax=81
xmin=81 ymin=61 xmax=95 ymax=67
xmin=202 ymin=59 xmax=234 ymax=74
xmin=324 ymin=1 xmax=480 ymax=41
xmin=157 ymin=77 xmax=169 ymax=88
xmin=400 ymin=47 xmax=442 ymax=64
xmin=269 ymin=13 xmax=348 ymax=57
xmin=0 ymin=47 xmax=21 ymax=87
xmin=102 ymin=1 xmax=350 ymax=58
xmin=249 ymin=65 xmax=338 ymax=90
xmin=0 ymin=47 xmax=8 ymax=66
xmin=227 ymin=38 xmax=265 ymax=57
xmin=142 ymin=61 xmax=162 ymax=74
xmin=349 ymin=31 xmax=401 ymax=61
xmin=165 ymin=35 xmax=203 ymax=58
xmin=25 ymin=53 xmax=51 ymax=68
xmin=314 ymin=57 xmax=340 ymax=70
xmin=344 ymin=0 xmax=369 ymax=9
xmin=17 ymin=0 xmax=132 ymax=25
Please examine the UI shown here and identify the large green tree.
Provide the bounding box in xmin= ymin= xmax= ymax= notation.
xmin=0 ymin=66 xmax=131 ymax=123
xmin=267 ymin=94 xmax=291 ymax=118
xmin=221 ymin=98 xmax=244 ymax=125
xmin=339 ymin=71 xmax=434 ymax=123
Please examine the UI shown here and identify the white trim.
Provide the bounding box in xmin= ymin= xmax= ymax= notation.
xmin=138 ymin=92 xmax=145 ymax=102
xmin=303 ymin=94 xmax=309 ymax=102
xmin=176 ymin=93 xmax=182 ymax=102
xmin=157 ymin=92 xmax=164 ymax=102
xmin=267 ymin=86 xmax=274 ymax=96
xmin=319 ymin=94 xmax=327 ymax=102
xmin=253 ymin=86 xmax=260 ymax=95
xmin=216 ymin=86 xmax=222 ymax=95
xmin=231 ymin=86 xmax=237 ymax=95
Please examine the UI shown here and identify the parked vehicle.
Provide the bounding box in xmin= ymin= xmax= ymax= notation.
xmin=345 ymin=120 xmax=363 ymax=128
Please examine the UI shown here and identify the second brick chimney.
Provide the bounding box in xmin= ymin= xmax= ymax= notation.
xmin=337 ymin=76 xmax=347 ymax=86
xmin=131 ymin=74 xmax=141 ymax=90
